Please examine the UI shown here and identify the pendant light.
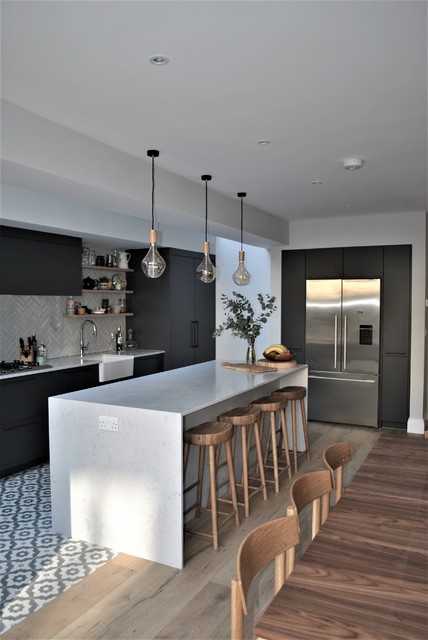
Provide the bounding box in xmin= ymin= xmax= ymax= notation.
xmin=232 ymin=192 xmax=251 ymax=286
xmin=196 ymin=175 xmax=216 ymax=284
xmin=141 ymin=149 xmax=166 ymax=278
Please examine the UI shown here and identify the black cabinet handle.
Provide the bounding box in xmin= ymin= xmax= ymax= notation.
xmin=191 ymin=321 xmax=199 ymax=348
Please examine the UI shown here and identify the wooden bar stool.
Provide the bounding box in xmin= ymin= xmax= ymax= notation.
xmin=273 ymin=385 xmax=310 ymax=474
xmin=218 ymin=406 xmax=267 ymax=517
xmin=183 ymin=421 xmax=240 ymax=550
xmin=250 ymin=395 xmax=291 ymax=493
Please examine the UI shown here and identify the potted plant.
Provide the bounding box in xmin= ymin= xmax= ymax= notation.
xmin=214 ymin=291 xmax=277 ymax=364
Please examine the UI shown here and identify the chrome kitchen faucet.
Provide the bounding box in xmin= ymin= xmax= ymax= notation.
xmin=80 ymin=319 xmax=97 ymax=358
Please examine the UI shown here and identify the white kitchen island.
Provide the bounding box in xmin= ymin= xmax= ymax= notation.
xmin=49 ymin=360 xmax=308 ymax=569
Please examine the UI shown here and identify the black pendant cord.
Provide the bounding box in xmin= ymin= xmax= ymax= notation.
xmin=237 ymin=192 xmax=246 ymax=251
xmin=151 ymin=155 xmax=155 ymax=230
xmin=204 ymin=179 xmax=208 ymax=242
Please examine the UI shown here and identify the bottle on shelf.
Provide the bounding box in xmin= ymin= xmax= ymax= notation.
xmin=66 ymin=296 xmax=75 ymax=315
xmin=110 ymin=332 xmax=116 ymax=352
xmin=31 ymin=332 xmax=38 ymax=362
xmin=126 ymin=328 xmax=137 ymax=350
xmin=116 ymin=326 xmax=124 ymax=352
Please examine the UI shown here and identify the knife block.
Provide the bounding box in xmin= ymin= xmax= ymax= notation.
xmin=20 ymin=350 xmax=34 ymax=363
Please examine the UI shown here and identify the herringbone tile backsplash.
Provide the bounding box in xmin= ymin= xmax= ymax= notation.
xmin=0 ymin=295 xmax=127 ymax=361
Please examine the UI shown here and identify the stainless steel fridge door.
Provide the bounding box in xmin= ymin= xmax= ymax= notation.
xmin=306 ymin=279 xmax=342 ymax=371
xmin=342 ymin=279 xmax=380 ymax=375
xmin=308 ymin=371 xmax=379 ymax=427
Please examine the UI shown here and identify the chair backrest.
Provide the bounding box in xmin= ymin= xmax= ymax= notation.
xmin=323 ymin=441 xmax=352 ymax=505
xmin=231 ymin=514 xmax=299 ymax=640
xmin=289 ymin=470 xmax=332 ymax=540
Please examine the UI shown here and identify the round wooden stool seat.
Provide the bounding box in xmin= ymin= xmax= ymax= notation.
xmin=272 ymin=386 xmax=310 ymax=473
xmin=218 ymin=405 xmax=261 ymax=426
xmin=184 ymin=421 xmax=234 ymax=447
xmin=250 ymin=394 xmax=291 ymax=493
xmin=218 ymin=406 xmax=267 ymax=517
xmin=183 ymin=420 xmax=239 ymax=550
xmin=276 ymin=385 xmax=306 ymax=401
xmin=251 ymin=395 xmax=287 ymax=412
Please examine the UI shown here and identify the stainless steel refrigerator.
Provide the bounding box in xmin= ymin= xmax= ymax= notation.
xmin=306 ymin=279 xmax=381 ymax=427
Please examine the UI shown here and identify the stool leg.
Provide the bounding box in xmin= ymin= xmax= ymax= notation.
xmin=208 ymin=444 xmax=219 ymax=550
xmin=254 ymin=419 xmax=268 ymax=500
xmin=225 ymin=439 xmax=240 ymax=528
xmin=270 ymin=411 xmax=280 ymax=493
xmin=240 ymin=426 xmax=250 ymax=517
xmin=300 ymin=397 xmax=311 ymax=462
xmin=196 ymin=446 xmax=205 ymax=518
xmin=279 ymin=407 xmax=292 ymax=479
xmin=290 ymin=400 xmax=298 ymax=474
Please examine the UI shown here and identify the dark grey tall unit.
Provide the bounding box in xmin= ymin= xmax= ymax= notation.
xmin=127 ymin=248 xmax=216 ymax=370
xmin=281 ymin=245 xmax=411 ymax=429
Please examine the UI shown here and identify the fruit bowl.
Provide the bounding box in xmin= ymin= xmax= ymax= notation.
xmin=263 ymin=351 xmax=295 ymax=362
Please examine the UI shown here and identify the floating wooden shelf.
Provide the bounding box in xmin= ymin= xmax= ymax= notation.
xmin=82 ymin=265 xmax=134 ymax=272
xmin=82 ymin=289 xmax=133 ymax=294
xmin=64 ymin=313 xmax=134 ymax=318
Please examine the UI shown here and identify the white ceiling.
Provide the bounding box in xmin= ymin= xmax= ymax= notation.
xmin=1 ymin=1 xmax=427 ymax=230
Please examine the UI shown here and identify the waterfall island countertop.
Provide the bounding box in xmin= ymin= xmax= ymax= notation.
xmin=49 ymin=360 xmax=308 ymax=569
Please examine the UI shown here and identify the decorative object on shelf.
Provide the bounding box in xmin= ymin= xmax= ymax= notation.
xmin=213 ymin=291 xmax=277 ymax=365
xmin=196 ymin=174 xmax=216 ymax=284
xmin=232 ymin=192 xmax=251 ymax=286
xmin=141 ymin=149 xmax=166 ymax=279
xmin=116 ymin=251 xmax=131 ymax=269
xmin=82 ymin=276 xmax=97 ymax=290
xmin=97 ymin=276 xmax=110 ymax=289
xmin=112 ymin=273 xmax=127 ymax=290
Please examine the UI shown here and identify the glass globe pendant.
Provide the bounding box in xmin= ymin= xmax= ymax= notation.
xmin=196 ymin=175 xmax=216 ymax=284
xmin=232 ymin=192 xmax=251 ymax=286
xmin=141 ymin=150 xmax=166 ymax=279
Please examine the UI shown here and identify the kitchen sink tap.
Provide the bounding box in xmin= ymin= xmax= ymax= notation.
xmin=80 ymin=320 xmax=97 ymax=358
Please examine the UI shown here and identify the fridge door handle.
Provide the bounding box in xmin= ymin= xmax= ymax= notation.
xmin=343 ymin=315 xmax=347 ymax=370
xmin=334 ymin=314 xmax=338 ymax=369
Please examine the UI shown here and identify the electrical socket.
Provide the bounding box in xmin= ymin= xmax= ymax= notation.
xmin=99 ymin=415 xmax=119 ymax=432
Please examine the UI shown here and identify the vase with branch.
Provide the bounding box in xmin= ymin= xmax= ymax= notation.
xmin=213 ymin=291 xmax=277 ymax=365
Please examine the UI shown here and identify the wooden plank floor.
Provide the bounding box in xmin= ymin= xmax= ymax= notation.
xmin=3 ymin=422 xmax=385 ymax=640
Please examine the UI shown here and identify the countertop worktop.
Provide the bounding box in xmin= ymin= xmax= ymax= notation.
xmin=54 ymin=360 xmax=308 ymax=416
xmin=0 ymin=349 xmax=165 ymax=380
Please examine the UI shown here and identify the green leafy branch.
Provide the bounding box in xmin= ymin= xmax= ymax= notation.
xmin=213 ymin=291 xmax=277 ymax=341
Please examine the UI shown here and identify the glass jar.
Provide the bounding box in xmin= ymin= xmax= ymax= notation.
xmin=89 ymin=249 xmax=96 ymax=265
xmin=119 ymin=298 xmax=127 ymax=313
xmin=82 ymin=247 xmax=90 ymax=266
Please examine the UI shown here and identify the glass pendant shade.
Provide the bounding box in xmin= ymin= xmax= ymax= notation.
xmin=196 ymin=175 xmax=216 ymax=284
xmin=142 ymin=149 xmax=166 ymax=279
xmin=233 ymin=250 xmax=251 ymax=286
xmin=233 ymin=192 xmax=250 ymax=286
xmin=196 ymin=241 xmax=216 ymax=283
xmin=141 ymin=229 xmax=166 ymax=278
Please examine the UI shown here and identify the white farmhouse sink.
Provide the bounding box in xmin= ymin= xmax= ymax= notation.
xmin=84 ymin=353 xmax=134 ymax=382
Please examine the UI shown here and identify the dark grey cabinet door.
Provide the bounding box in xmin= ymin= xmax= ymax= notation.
xmin=305 ymin=248 xmax=343 ymax=279
xmin=55 ymin=365 xmax=99 ymax=394
xmin=194 ymin=266 xmax=216 ymax=364
xmin=0 ymin=226 xmax=82 ymax=295
xmin=343 ymin=246 xmax=383 ymax=278
xmin=133 ymin=354 xmax=164 ymax=378
xmin=281 ymin=250 xmax=306 ymax=362
xmin=382 ymin=245 xmax=411 ymax=357
xmin=381 ymin=355 xmax=409 ymax=428
xmin=170 ymin=254 xmax=196 ymax=369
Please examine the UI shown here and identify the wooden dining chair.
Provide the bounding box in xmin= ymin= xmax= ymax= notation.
xmin=323 ymin=441 xmax=352 ymax=505
xmin=231 ymin=514 xmax=299 ymax=640
xmin=287 ymin=470 xmax=332 ymax=541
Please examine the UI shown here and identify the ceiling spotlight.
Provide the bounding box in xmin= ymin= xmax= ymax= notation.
xmin=342 ymin=158 xmax=364 ymax=171
xmin=312 ymin=181 xmax=323 ymax=185
xmin=257 ymin=139 xmax=271 ymax=146
xmin=149 ymin=55 xmax=169 ymax=66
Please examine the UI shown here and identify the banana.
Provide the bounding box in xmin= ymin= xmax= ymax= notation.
xmin=264 ymin=344 xmax=289 ymax=355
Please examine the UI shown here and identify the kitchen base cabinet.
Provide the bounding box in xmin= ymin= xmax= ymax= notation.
xmin=54 ymin=365 xmax=99 ymax=394
xmin=128 ymin=249 xmax=215 ymax=370
xmin=1 ymin=415 xmax=49 ymax=478
xmin=133 ymin=354 xmax=164 ymax=378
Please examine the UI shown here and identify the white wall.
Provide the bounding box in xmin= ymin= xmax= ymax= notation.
xmin=214 ymin=239 xmax=276 ymax=363
xmin=270 ymin=210 xmax=427 ymax=435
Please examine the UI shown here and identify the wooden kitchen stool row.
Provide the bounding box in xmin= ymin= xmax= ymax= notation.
xmin=183 ymin=386 xmax=311 ymax=550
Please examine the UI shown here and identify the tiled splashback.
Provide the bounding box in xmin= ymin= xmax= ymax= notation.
xmin=0 ymin=295 xmax=127 ymax=361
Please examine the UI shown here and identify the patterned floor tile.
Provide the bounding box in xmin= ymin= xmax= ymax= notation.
xmin=0 ymin=464 xmax=117 ymax=634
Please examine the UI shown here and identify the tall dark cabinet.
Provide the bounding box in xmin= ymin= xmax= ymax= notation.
xmin=127 ymin=248 xmax=216 ymax=370
xmin=281 ymin=244 xmax=411 ymax=429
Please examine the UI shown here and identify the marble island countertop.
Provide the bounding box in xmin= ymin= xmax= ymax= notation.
xmin=55 ymin=359 xmax=308 ymax=416
xmin=0 ymin=349 xmax=164 ymax=380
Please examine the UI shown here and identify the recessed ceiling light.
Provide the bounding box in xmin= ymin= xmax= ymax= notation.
xmin=342 ymin=158 xmax=364 ymax=171
xmin=312 ymin=180 xmax=322 ymax=185
xmin=345 ymin=205 xmax=354 ymax=209
xmin=257 ymin=139 xmax=271 ymax=146
xmin=149 ymin=55 xmax=169 ymax=66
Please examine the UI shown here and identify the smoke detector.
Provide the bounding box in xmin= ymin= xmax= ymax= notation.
xmin=342 ymin=158 xmax=364 ymax=171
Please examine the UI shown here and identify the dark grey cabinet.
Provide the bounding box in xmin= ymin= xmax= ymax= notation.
xmin=128 ymin=248 xmax=215 ymax=370
xmin=0 ymin=225 xmax=82 ymax=295
xmin=0 ymin=364 xmax=99 ymax=477
xmin=281 ymin=244 xmax=411 ymax=429
xmin=133 ymin=354 xmax=164 ymax=378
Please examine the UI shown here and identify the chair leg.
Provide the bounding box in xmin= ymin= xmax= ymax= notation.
xmin=231 ymin=576 xmax=244 ymax=640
